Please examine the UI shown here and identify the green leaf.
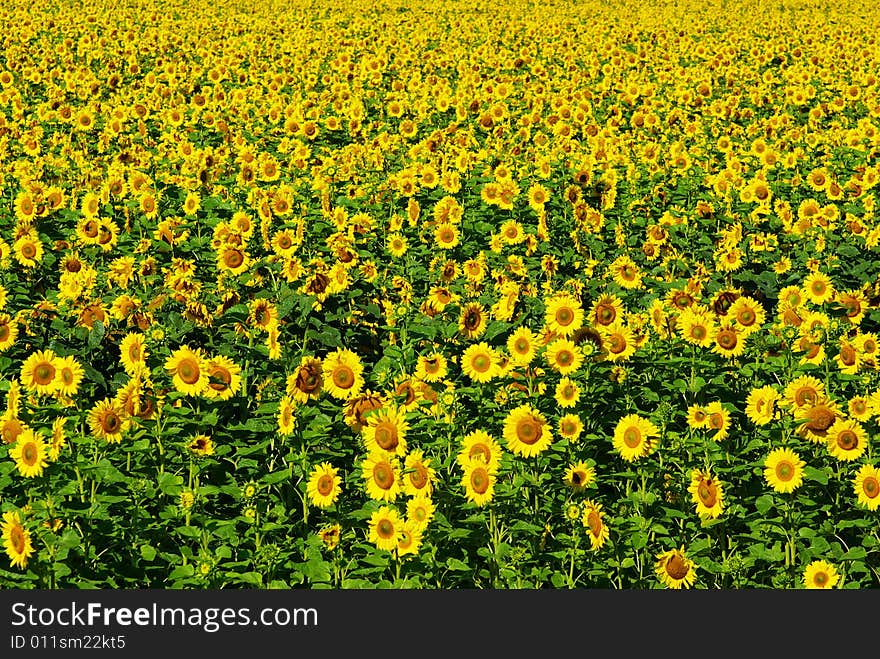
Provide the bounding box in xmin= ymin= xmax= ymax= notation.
xmin=140 ymin=545 xmax=157 ymax=561
xmin=446 ymin=558 xmax=471 ymax=571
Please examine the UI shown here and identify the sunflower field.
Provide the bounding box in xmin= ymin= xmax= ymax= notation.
xmin=1 ymin=0 xmax=879 ymax=591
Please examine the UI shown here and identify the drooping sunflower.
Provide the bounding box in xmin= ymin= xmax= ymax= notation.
xmin=164 ymin=345 xmax=209 ymax=396
xmin=564 ymin=461 xmax=596 ymax=491
xmin=460 ymin=342 xmax=499 ymax=383
xmin=544 ymin=292 xmax=584 ymax=338
xmin=343 ymin=390 xmax=386 ymax=432
xmin=503 ymin=404 xmax=553 ymax=457
xmin=2 ymin=511 xmax=34 ymax=570
xmin=458 ymin=302 xmax=488 ymax=339
xmin=461 ymin=458 xmax=496 ymax=506
xmin=825 ymin=418 xmax=867 ymax=462
xmin=362 ymin=405 xmax=409 ymax=457
xmin=88 ymin=397 xmax=130 ymax=443
xmin=403 ymin=449 xmax=436 ymax=497
xmin=20 ymin=349 xmax=60 ymax=395
xmin=361 ymin=452 xmax=401 ymax=503
xmin=287 ymin=356 xmax=323 ymax=403
xmin=688 ymin=469 xmax=724 ymax=519
xmin=322 ymin=348 xmax=364 ymax=400
xmin=853 ymin=463 xmax=880 ymax=511
xmin=764 ymin=447 xmax=806 ymax=493
xmin=10 ymin=428 xmax=49 ymax=478
xmin=745 ymin=385 xmax=779 ymax=426
xmin=457 ymin=430 xmax=503 ymax=472
xmin=581 ymin=500 xmax=610 ymax=550
xmin=655 ymin=547 xmax=698 ymax=589
xmin=803 ymin=560 xmax=840 ymax=589
xmin=544 ymin=337 xmax=584 ymax=375
xmin=369 ymin=506 xmax=404 ymax=551
xmin=307 ymin=462 xmax=342 ymax=509
xmin=612 ymin=414 xmax=659 ymax=462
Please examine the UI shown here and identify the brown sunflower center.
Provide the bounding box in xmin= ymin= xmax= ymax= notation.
xmin=698 ymin=480 xmax=717 ymax=507
xmin=373 ymin=463 xmax=394 ymax=489
xmin=374 ymin=422 xmax=398 ymax=451
xmin=178 ymin=358 xmax=201 ymax=385
xmin=608 ymin=334 xmax=626 ymax=354
xmin=22 ymin=442 xmax=38 ymax=465
xmin=376 ymin=519 xmax=395 ymax=539
xmin=223 ymin=249 xmax=244 ymax=268
xmin=690 ymin=325 xmax=707 ymax=341
xmin=469 ymin=444 xmax=491 ymax=464
xmin=332 ymin=365 xmax=355 ymax=389
xmin=776 ymin=461 xmax=794 ymax=481
xmin=805 ymin=406 xmax=835 ymax=433
xmin=10 ymin=525 xmax=25 ymax=553
xmin=408 ymin=465 xmax=428 ymax=490
xmin=296 ymin=365 xmax=322 ymax=393
xmin=556 ymin=307 xmax=574 ymax=326
xmin=717 ymin=330 xmax=738 ymax=350
xmin=596 ymin=305 xmax=615 ymax=325
xmin=34 ymin=362 xmax=55 ymax=385
xmin=317 ymin=474 xmax=334 ymax=496
xmin=21 ymin=242 xmax=36 ymax=259
xmin=470 ymin=467 xmax=490 ymax=494
xmin=837 ymin=430 xmax=858 ymax=451
xmin=813 ymin=571 xmax=828 ymax=586
xmin=586 ymin=511 xmax=602 ymax=537
xmin=665 ymin=554 xmax=689 ymax=580
xmin=472 ymin=354 xmax=491 ymax=373
xmin=863 ymin=477 xmax=879 ymax=497
xmin=516 ymin=416 xmax=542 ymax=445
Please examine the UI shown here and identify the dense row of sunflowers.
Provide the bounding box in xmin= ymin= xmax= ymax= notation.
xmin=1 ymin=0 xmax=879 ymax=588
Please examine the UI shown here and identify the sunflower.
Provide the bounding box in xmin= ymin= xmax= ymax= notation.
xmin=688 ymin=469 xmax=724 ymax=519
xmin=745 ymin=385 xmax=778 ymax=425
xmin=803 ymin=271 xmax=834 ymax=305
xmin=406 ymin=495 xmax=436 ymax=530
xmin=503 ymin=404 xmax=553 ymax=457
xmin=728 ymin=296 xmax=765 ymax=336
xmin=803 ymin=560 xmax=840 ymax=589
xmin=248 ymin=299 xmax=278 ymax=332
xmin=794 ymin=397 xmax=841 ymax=443
xmin=49 ymin=417 xmax=67 ymax=461
xmin=342 ymin=390 xmax=386 ymax=431
xmin=434 ymin=222 xmax=459 ymax=249
xmin=2 ymin=511 xmax=34 ymax=570
xmin=558 ymin=413 xmax=584 ymax=442
xmin=507 ymin=326 xmax=537 ymax=366
xmin=554 ymin=377 xmax=580 ymax=408
xmin=544 ymin=292 xmax=584 ymax=338
xmin=204 ymin=355 xmax=242 ymax=400
xmin=307 ymin=462 xmax=342 ymax=508
xmin=396 ymin=520 xmax=424 ymax=558
xmin=403 ymin=450 xmax=436 ymax=497
xmin=655 ymin=547 xmax=698 ymax=589
xmin=590 ymin=293 xmax=624 ymax=328
xmin=612 ymin=414 xmax=659 ymax=462
xmin=853 ymin=463 xmax=880 ymax=511
xmin=686 ymin=404 xmax=709 ymax=429
xmin=0 ymin=314 xmax=18 ymax=351
xmin=164 ymin=346 xmax=209 ymax=396
xmin=462 ymin=459 xmax=496 ymax=506
xmin=609 ymin=254 xmax=643 ymax=289
xmin=319 ymin=523 xmax=341 ymax=551
xmin=362 ymin=405 xmax=408 ymax=456
xmin=847 ymin=396 xmax=872 ymax=422
xmin=322 ymin=348 xmax=364 ymax=400
xmin=368 ymin=506 xmax=404 ymax=551
xmin=415 ymin=352 xmax=448 ymax=382
xmin=361 ymin=452 xmax=401 ymax=502
xmin=216 ymin=246 xmax=249 ymax=275
xmin=386 ymin=233 xmax=408 ymax=257
xmin=783 ymin=375 xmax=825 ymax=410
xmin=712 ymin=322 xmax=746 ymax=359
xmin=287 ymin=356 xmax=324 ymax=403
xmin=13 ymin=232 xmax=44 ymax=268
xmin=826 ymin=418 xmax=867 ymax=462
xmin=10 ymin=428 xmax=49 ymax=478
xmin=88 ymin=397 xmax=130 ymax=443
xmin=457 ymin=430 xmax=503 ymax=472
xmin=277 ymin=396 xmax=297 ymax=436
xmin=600 ymin=321 xmax=637 ymax=361
xmin=458 ymin=302 xmax=488 ymax=339
xmin=764 ymin=448 xmax=806 ymax=493
xmin=460 ymin=342 xmax=499 ymax=383
xmin=564 ymin=461 xmax=596 ymax=491
xmin=188 ymin=434 xmax=215 ymax=457
xmin=55 ymin=355 xmax=84 ymax=398
xmin=581 ymin=500 xmax=610 ymax=550
xmin=545 ymin=337 xmax=584 ymax=374
xmin=20 ymin=349 xmax=60 ymax=395
xmin=704 ymin=401 xmax=731 ymax=441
